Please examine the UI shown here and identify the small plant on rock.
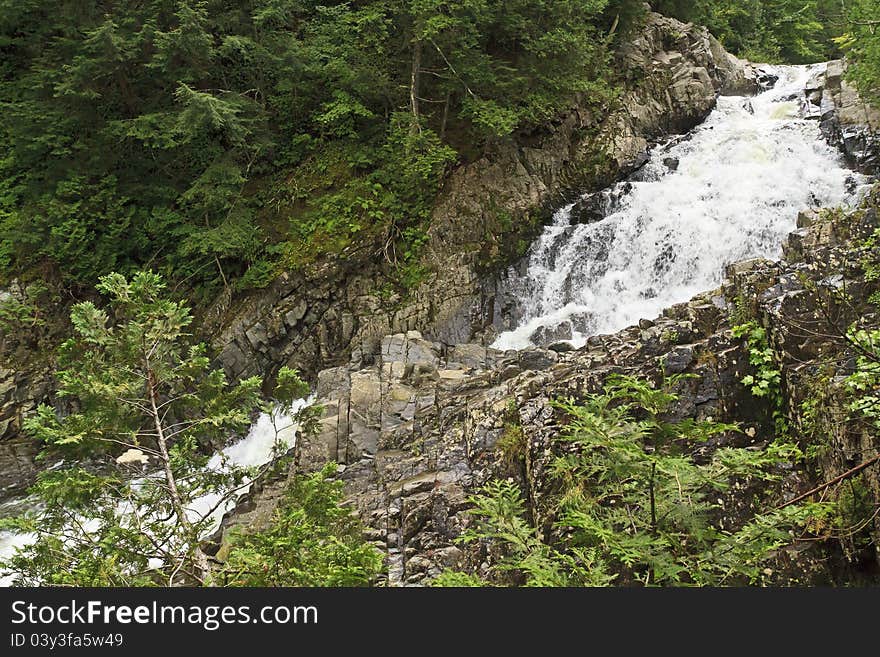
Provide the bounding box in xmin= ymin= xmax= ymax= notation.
xmin=732 ymin=321 xmax=787 ymax=436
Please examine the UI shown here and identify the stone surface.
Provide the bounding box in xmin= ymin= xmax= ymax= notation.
xmin=818 ymin=60 xmax=880 ymax=174
xmin=0 ymin=367 xmax=50 ymax=496
xmin=216 ymin=189 xmax=880 ymax=586
xmin=204 ymin=12 xmax=755 ymax=386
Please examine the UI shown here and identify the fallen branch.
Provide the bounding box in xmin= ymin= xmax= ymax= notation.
xmin=778 ymin=453 xmax=880 ymax=510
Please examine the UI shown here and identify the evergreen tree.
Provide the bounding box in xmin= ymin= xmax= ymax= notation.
xmin=838 ymin=0 xmax=880 ymax=104
xmin=0 ymin=271 xmax=312 ymax=585
xmin=218 ymin=464 xmax=384 ymax=587
xmin=0 ymin=0 xmax=629 ymax=297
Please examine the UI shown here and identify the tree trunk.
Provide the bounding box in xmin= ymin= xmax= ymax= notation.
xmin=206 ymin=214 xmax=230 ymax=295
xmin=214 ymin=254 xmax=229 ymax=294
xmin=146 ymin=361 xmax=213 ymax=585
xmin=410 ymin=37 xmax=422 ymax=135
xmin=440 ymin=91 xmax=451 ymax=140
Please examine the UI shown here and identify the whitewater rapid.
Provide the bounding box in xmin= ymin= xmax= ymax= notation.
xmin=492 ymin=64 xmax=868 ymax=350
xmin=0 ymin=400 xmax=310 ymax=585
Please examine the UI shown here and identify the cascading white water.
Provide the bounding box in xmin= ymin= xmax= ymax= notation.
xmin=492 ymin=64 xmax=868 ymax=351
xmin=0 ymin=65 xmax=872 ymax=585
xmin=0 ymin=399 xmax=311 ymax=585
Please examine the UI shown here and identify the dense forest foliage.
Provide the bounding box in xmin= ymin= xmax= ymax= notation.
xmin=0 ymin=1 xmax=877 ymax=306
xmin=0 ymin=0 xmax=644 ymax=301
xmin=655 ymin=0 xmax=846 ymax=63
xmin=2 ymin=2 xmax=879 ymax=589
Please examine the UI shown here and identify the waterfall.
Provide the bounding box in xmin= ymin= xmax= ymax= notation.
xmin=1 ymin=64 xmax=872 ymax=586
xmin=492 ymin=64 xmax=869 ymax=351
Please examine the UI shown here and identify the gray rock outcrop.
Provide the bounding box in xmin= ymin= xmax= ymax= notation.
xmin=216 ymin=191 xmax=880 ymax=585
xmin=815 ymin=60 xmax=880 ymax=174
xmin=207 ymin=12 xmax=756 ymax=384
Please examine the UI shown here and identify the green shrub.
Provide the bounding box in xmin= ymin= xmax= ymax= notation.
xmin=220 ymin=464 xmax=384 ymax=587
xmin=434 ymin=374 xmax=823 ymax=587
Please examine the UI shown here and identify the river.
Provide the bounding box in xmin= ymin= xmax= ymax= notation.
xmin=0 ymin=64 xmax=871 ymax=585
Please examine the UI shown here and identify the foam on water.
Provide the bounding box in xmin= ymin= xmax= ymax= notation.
xmin=0 ymin=398 xmax=311 ymax=585
xmin=492 ymin=64 xmax=868 ymax=351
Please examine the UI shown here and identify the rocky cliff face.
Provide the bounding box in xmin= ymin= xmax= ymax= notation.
xmin=215 ymin=191 xmax=880 ymax=585
xmin=0 ymin=367 xmax=46 ymax=496
xmin=814 ymin=60 xmax=880 ymax=174
xmin=206 ymin=13 xmax=760 ymax=384
xmin=0 ymin=13 xmax=754 ymax=499
xmin=0 ymin=283 xmax=56 ymax=495
xmin=209 ymin=49 xmax=880 ymax=586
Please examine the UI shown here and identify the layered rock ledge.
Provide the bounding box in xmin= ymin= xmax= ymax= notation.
xmin=206 ymin=13 xmax=758 ymax=383
xmin=815 ymin=60 xmax=880 ymax=174
xmin=215 ymin=191 xmax=880 ymax=585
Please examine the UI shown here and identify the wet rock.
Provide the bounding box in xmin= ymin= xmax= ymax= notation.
xmin=797 ymin=209 xmax=821 ymax=229
xmin=567 ymin=313 xmax=595 ymax=336
xmin=715 ymin=49 xmax=762 ymax=97
xmin=518 ymin=349 xmax=559 ymax=371
xmin=817 ymin=60 xmax=880 ymax=174
xmin=663 ymin=157 xmax=680 ymax=171
xmin=662 ymin=346 xmax=695 ymax=374
xmin=756 ymin=68 xmax=780 ymax=91
xmin=571 ymin=184 xmax=633 ymax=225
xmin=628 ymin=149 xmax=650 ymax=173
xmin=570 ymin=193 xmax=606 ymax=225
xmin=530 ymin=322 xmax=573 ymax=346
